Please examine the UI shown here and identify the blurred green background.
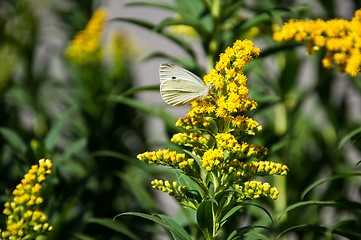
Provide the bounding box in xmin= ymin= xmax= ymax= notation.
xmin=0 ymin=0 xmax=360 ymax=239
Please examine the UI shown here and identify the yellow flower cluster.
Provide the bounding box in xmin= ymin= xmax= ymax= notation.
xmin=151 ymin=179 xmax=196 ymax=207
xmin=199 ymin=133 xmax=273 ymax=175
xmin=230 ymin=160 xmax=289 ymax=178
xmin=273 ymin=9 xmax=361 ymax=76
xmin=201 ymin=149 xmax=224 ymax=172
xmin=0 ymin=159 xmax=53 ymax=239
xmin=65 ymin=7 xmax=107 ymax=66
xmin=137 ymin=149 xmax=195 ymax=171
xmin=215 ymin=133 xmax=268 ymax=158
xmin=171 ymin=132 xmax=210 ymax=148
xmin=235 ymin=180 xmax=279 ymax=201
xmin=176 ymin=40 xmax=262 ymax=135
xmin=137 ymin=39 xmax=288 ymax=207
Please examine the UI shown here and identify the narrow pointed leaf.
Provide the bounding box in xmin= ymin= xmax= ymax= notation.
xmin=243 ymin=202 xmax=273 ymax=222
xmin=332 ymin=219 xmax=361 ymax=239
xmin=301 ymin=172 xmax=361 ymax=199
xmin=119 ymin=85 xmax=159 ymax=98
xmin=279 ymin=222 xmax=361 ymax=239
xmin=227 ymin=225 xmax=269 ymax=240
xmin=110 ymin=17 xmax=196 ymax=59
xmin=62 ymin=138 xmax=87 ymax=160
xmin=197 ymin=200 xmax=216 ymax=239
xmin=235 ymin=7 xmax=306 ymax=37
xmin=93 ymin=150 xmax=138 ymax=164
xmin=116 ymin=212 xmax=191 ymax=240
xmin=157 ymin=214 xmax=192 ymax=240
xmin=174 ymin=0 xmax=204 ymax=19
xmin=278 ymin=224 xmax=328 ymax=238
xmin=44 ymin=106 xmax=77 ymax=151
xmin=125 ymin=1 xmax=176 ymax=11
xmin=0 ymin=127 xmax=27 ymax=154
xmin=141 ymin=52 xmax=195 ymax=68
xmin=89 ymin=218 xmax=141 ymax=240
xmin=338 ymin=126 xmax=361 ymax=150
xmin=220 ymin=205 xmax=243 ymax=226
xmin=279 ymin=200 xmax=361 ymax=220
xmin=109 ymin=95 xmax=178 ymax=131
xmin=156 ymin=17 xmax=209 ymax=38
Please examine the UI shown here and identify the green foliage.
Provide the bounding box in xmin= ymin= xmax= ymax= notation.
xmin=1 ymin=0 xmax=360 ymax=239
xmin=116 ymin=212 xmax=192 ymax=240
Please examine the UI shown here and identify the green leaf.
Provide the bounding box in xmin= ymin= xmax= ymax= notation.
xmin=208 ymin=118 xmax=219 ymax=134
xmin=125 ymin=1 xmax=176 ymax=11
xmin=115 ymin=212 xmax=191 ymax=240
xmin=108 ymin=95 xmax=178 ymax=131
xmin=120 ymin=85 xmax=159 ymax=98
xmin=226 ymin=226 xmax=253 ymax=240
xmin=259 ymin=43 xmax=302 ymax=59
xmin=301 ymin=172 xmax=361 ymax=199
xmin=157 ymin=214 xmax=193 ymax=240
xmin=220 ymin=205 xmax=243 ymax=226
xmin=279 ymin=200 xmax=361 ymax=220
xmin=278 ymin=224 xmax=329 ymax=239
xmin=197 ymin=199 xmax=216 ymax=239
xmin=278 ymin=52 xmax=301 ymax=94
xmin=44 ymin=106 xmax=77 ymax=151
xmin=156 ymin=17 xmax=209 ymax=38
xmin=234 ymin=6 xmax=306 ymax=38
xmin=110 ymin=17 xmax=197 ymax=59
xmin=93 ymin=150 xmax=138 ymax=164
xmin=62 ymin=138 xmax=87 ymax=160
xmin=183 ymin=149 xmax=202 ymax=167
xmin=277 ymin=221 xmax=361 ymax=239
xmin=174 ymin=0 xmax=204 ymax=19
xmin=338 ymin=126 xmax=361 ymax=150
xmin=244 ymin=231 xmax=273 ymax=240
xmin=89 ymin=218 xmax=141 ymax=240
xmin=331 ymin=219 xmax=361 ymax=239
xmin=118 ymin=168 xmax=160 ymax=212
xmin=71 ymin=233 xmax=96 ymax=240
xmin=183 ymin=149 xmax=208 ymax=185
xmin=227 ymin=225 xmax=270 ymax=240
xmin=0 ymin=127 xmax=27 ymax=154
xmin=243 ymin=202 xmax=273 ymax=223
xmin=141 ymin=52 xmax=196 ymax=68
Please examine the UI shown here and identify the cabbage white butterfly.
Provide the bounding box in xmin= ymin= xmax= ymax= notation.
xmin=159 ymin=63 xmax=212 ymax=106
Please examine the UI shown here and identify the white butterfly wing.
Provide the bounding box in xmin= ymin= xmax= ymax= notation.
xmin=160 ymin=63 xmax=206 ymax=86
xmin=159 ymin=64 xmax=210 ymax=106
xmin=160 ymin=80 xmax=208 ymax=106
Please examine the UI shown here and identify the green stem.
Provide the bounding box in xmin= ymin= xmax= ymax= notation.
xmin=274 ymin=102 xmax=287 ymax=135
xmin=211 ymin=0 xmax=220 ymax=18
xmin=274 ymin=175 xmax=287 ymax=217
xmin=274 ymin=175 xmax=287 ymax=240
xmin=206 ymin=0 xmax=221 ymax=71
xmin=274 ymin=102 xmax=288 ymax=239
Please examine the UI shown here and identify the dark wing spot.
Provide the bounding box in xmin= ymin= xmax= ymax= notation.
xmin=172 ymin=76 xmax=176 ymax=79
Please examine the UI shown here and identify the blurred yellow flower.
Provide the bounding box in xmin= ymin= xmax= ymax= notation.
xmin=169 ymin=14 xmax=198 ymax=38
xmin=273 ymin=9 xmax=361 ymax=76
xmin=65 ymin=7 xmax=107 ymax=66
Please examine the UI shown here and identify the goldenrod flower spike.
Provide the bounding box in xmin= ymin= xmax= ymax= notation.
xmin=0 ymin=159 xmax=53 ymax=239
xmin=235 ymin=180 xmax=280 ymax=201
xmin=137 ymin=39 xmax=288 ymax=215
xmin=151 ymin=179 xmax=197 ymax=209
xmin=273 ymin=9 xmax=361 ymax=76
xmin=65 ymin=7 xmax=107 ymax=66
